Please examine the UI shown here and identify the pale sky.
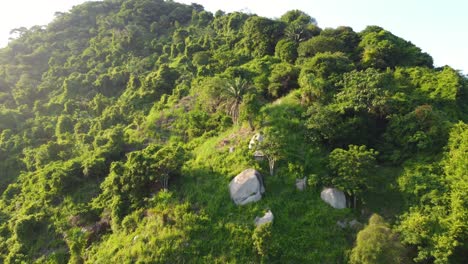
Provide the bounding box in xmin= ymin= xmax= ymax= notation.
xmin=0 ymin=0 xmax=466 ymax=74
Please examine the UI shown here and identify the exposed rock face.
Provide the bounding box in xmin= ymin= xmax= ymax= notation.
xmin=296 ymin=177 xmax=307 ymax=191
xmin=255 ymin=210 xmax=274 ymax=226
xmin=248 ymin=133 xmax=263 ymax=149
xmin=320 ymin=188 xmax=346 ymax=209
xmin=229 ymin=169 xmax=265 ymax=205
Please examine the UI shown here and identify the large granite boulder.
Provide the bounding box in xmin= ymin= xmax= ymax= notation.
xmin=229 ymin=169 xmax=265 ymax=205
xmin=248 ymin=133 xmax=263 ymax=149
xmin=320 ymin=188 xmax=346 ymax=209
xmin=255 ymin=210 xmax=274 ymax=226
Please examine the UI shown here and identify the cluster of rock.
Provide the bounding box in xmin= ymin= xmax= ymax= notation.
xmin=229 ymin=170 xmax=347 ymax=211
xmin=229 ymin=169 xmax=348 ymax=208
xmin=228 ymin=169 xmax=274 ymax=226
xmin=229 ymin=139 xmax=349 ymax=231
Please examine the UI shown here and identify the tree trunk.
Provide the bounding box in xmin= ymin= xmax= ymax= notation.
xmin=231 ymin=102 xmax=240 ymax=125
xmin=248 ymin=117 xmax=254 ymax=131
xmin=162 ymin=174 xmax=169 ymax=190
xmin=346 ymin=192 xmax=353 ymax=208
xmin=268 ymin=158 xmax=275 ymax=176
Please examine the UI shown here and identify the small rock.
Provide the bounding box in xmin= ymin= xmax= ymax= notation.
xmin=295 ymin=177 xmax=307 ymax=191
xmin=349 ymin=219 xmax=363 ymax=230
xmin=253 ymin=150 xmax=265 ymax=161
xmin=336 ymin=220 xmax=347 ymax=229
xmin=229 ymin=147 xmax=235 ymax=153
xmin=255 ymin=210 xmax=274 ymax=226
xmin=248 ymin=133 xmax=263 ymax=149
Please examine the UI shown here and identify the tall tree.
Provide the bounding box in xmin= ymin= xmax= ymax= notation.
xmin=281 ymin=10 xmax=319 ymax=43
xmin=256 ymin=127 xmax=285 ymax=176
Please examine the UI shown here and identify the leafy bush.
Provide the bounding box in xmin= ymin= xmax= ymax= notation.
xmin=350 ymin=214 xmax=407 ymax=264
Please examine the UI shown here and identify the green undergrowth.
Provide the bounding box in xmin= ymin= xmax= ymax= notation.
xmin=89 ymin=95 xmax=354 ymax=262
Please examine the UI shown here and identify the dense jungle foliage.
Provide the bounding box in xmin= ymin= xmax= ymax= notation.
xmin=0 ymin=0 xmax=467 ymax=263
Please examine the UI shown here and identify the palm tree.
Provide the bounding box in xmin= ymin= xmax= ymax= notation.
xmin=222 ymin=77 xmax=252 ymax=124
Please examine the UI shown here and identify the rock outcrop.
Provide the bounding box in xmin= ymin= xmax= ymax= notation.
xmin=320 ymin=188 xmax=346 ymax=209
xmin=229 ymin=169 xmax=265 ymax=205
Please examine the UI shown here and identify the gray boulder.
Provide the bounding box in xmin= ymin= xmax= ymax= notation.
xmin=229 ymin=169 xmax=265 ymax=205
xmin=320 ymin=188 xmax=346 ymax=209
xmin=255 ymin=210 xmax=274 ymax=226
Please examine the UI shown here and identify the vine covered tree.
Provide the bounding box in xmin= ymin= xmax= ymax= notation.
xmin=328 ymin=145 xmax=378 ymax=208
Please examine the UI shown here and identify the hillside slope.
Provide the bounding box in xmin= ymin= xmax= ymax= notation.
xmin=0 ymin=0 xmax=466 ymax=263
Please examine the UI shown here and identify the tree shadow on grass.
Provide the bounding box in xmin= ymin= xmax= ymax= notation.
xmin=363 ymin=166 xmax=406 ymax=221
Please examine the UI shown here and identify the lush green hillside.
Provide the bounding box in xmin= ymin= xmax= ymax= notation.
xmin=0 ymin=0 xmax=466 ymax=263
